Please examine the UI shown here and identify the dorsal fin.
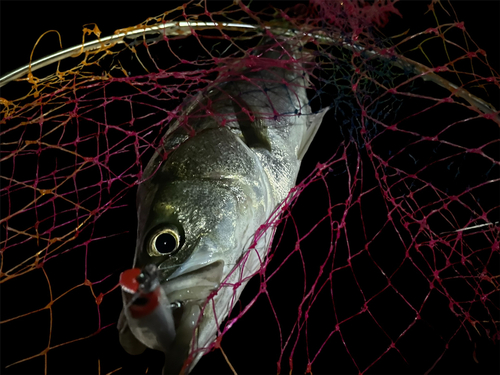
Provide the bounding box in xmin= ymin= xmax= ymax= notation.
xmin=297 ymin=107 xmax=330 ymax=161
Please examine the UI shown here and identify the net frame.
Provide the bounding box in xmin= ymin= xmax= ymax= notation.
xmin=0 ymin=0 xmax=500 ymax=375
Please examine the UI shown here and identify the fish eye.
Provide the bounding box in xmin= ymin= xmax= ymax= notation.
xmin=147 ymin=224 xmax=182 ymax=257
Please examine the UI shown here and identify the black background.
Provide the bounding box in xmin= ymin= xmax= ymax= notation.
xmin=1 ymin=1 xmax=499 ymax=375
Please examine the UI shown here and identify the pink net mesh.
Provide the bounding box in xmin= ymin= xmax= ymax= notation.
xmin=1 ymin=1 xmax=498 ymax=374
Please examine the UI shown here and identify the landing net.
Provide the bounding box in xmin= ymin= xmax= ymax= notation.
xmin=1 ymin=1 xmax=498 ymax=374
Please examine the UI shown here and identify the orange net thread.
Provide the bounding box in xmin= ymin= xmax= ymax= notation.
xmin=1 ymin=1 xmax=498 ymax=374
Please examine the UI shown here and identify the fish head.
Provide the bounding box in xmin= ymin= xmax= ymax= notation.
xmin=120 ymin=159 xmax=264 ymax=374
xmin=135 ymin=177 xmax=250 ymax=280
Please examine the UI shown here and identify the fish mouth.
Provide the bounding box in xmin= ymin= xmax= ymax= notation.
xmin=160 ymin=260 xmax=224 ymax=374
xmin=119 ymin=260 xmax=224 ymax=374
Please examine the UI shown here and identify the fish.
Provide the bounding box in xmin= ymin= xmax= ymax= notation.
xmin=117 ymin=38 xmax=328 ymax=374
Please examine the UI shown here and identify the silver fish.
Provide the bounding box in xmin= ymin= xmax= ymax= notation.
xmin=117 ymin=39 xmax=328 ymax=374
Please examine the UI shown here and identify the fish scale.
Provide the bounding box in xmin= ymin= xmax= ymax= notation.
xmin=119 ymin=39 xmax=328 ymax=374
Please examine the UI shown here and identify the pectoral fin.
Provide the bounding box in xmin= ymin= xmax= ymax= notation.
xmin=232 ymin=97 xmax=272 ymax=152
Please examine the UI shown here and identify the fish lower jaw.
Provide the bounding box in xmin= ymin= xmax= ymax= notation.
xmin=160 ymin=260 xmax=225 ymax=373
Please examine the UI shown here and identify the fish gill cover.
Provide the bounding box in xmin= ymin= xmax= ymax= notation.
xmin=0 ymin=0 xmax=499 ymax=374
